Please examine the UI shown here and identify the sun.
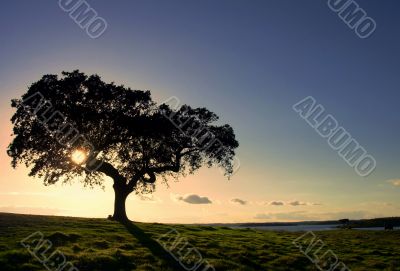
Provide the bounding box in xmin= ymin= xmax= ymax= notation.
xmin=71 ymin=149 xmax=87 ymax=165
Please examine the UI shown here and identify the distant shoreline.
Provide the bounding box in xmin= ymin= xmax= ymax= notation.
xmin=199 ymin=216 xmax=400 ymax=229
xmin=1 ymin=212 xmax=400 ymax=229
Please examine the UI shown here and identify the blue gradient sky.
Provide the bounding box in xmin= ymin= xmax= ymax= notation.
xmin=0 ymin=0 xmax=399 ymax=222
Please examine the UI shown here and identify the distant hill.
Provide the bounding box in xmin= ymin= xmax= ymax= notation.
xmin=345 ymin=217 xmax=400 ymax=228
xmin=203 ymin=217 xmax=400 ymax=228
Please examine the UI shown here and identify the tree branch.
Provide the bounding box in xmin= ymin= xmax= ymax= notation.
xmin=180 ymin=148 xmax=198 ymax=156
xmin=126 ymin=151 xmax=183 ymax=189
xmin=95 ymin=161 xmax=126 ymax=184
xmin=141 ymin=171 xmax=156 ymax=183
xmin=148 ymin=152 xmax=181 ymax=173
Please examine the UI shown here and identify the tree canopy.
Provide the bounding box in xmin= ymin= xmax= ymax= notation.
xmin=8 ymin=71 xmax=239 ymax=198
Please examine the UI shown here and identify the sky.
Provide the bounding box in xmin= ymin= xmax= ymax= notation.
xmin=0 ymin=0 xmax=400 ymax=223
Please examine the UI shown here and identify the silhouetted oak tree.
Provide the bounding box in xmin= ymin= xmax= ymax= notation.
xmin=8 ymin=71 xmax=239 ymax=221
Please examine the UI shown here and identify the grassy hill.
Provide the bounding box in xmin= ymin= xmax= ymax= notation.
xmin=1 ymin=213 xmax=400 ymax=271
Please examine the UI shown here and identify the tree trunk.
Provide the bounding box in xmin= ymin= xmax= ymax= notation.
xmin=112 ymin=184 xmax=130 ymax=222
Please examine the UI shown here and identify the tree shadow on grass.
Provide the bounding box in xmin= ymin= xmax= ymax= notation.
xmin=121 ymin=221 xmax=187 ymax=271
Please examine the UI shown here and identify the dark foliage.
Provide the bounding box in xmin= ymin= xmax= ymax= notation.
xmin=7 ymin=71 xmax=239 ymax=220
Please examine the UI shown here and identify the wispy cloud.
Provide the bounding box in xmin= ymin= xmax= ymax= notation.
xmin=135 ymin=194 xmax=162 ymax=203
xmin=265 ymin=200 xmax=321 ymax=206
xmin=0 ymin=192 xmax=54 ymax=196
xmin=288 ymin=201 xmax=307 ymax=206
xmin=254 ymin=213 xmax=271 ymax=219
xmin=230 ymin=198 xmax=247 ymax=205
xmin=273 ymin=211 xmax=311 ymax=220
xmin=254 ymin=210 xmax=373 ymax=221
xmin=268 ymin=201 xmax=285 ymax=206
xmin=171 ymin=194 xmax=212 ymax=204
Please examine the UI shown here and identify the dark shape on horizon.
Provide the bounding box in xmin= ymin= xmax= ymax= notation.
xmin=7 ymin=70 xmax=239 ymax=222
xmin=384 ymin=222 xmax=394 ymax=230
xmin=338 ymin=218 xmax=350 ymax=229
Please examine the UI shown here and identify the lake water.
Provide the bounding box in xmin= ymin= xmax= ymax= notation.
xmin=233 ymin=224 xmax=397 ymax=232
xmin=353 ymin=227 xmax=399 ymax=231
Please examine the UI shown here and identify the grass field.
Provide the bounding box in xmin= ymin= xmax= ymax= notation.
xmin=1 ymin=213 xmax=400 ymax=271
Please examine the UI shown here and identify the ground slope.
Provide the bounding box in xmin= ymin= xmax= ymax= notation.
xmin=0 ymin=213 xmax=399 ymax=271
